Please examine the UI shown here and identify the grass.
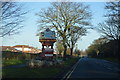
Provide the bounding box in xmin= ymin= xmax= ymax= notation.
xmin=98 ymin=57 xmax=120 ymax=63
xmin=63 ymin=57 xmax=79 ymax=67
xmin=2 ymin=67 xmax=62 ymax=78
xmin=2 ymin=59 xmax=26 ymax=67
xmin=2 ymin=57 xmax=79 ymax=78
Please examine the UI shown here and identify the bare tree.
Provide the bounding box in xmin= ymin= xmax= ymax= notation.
xmin=36 ymin=2 xmax=91 ymax=60
xmin=0 ymin=2 xmax=27 ymax=37
xmin=67 ymin=26 xmax=87 ymax=56
xmin=97 ymin=2 xmax=120 ymax=40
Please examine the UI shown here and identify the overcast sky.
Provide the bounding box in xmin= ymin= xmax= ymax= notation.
xmin=2 ymin=2 xmax=106 ymax=51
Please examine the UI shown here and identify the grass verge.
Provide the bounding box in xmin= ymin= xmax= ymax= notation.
xmin=2 ymin=57 xmax=80 ymax=78
xmin=2 ymin=59 xmax=26 ymax=67
xmin=98 ymin=57 xmax=120 ymax=64
xmin=2 ymin=67 xmax=62 ymax=78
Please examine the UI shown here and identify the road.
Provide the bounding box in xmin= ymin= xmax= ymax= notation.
xmin=66 ymin=57 xmax=120 ymax=79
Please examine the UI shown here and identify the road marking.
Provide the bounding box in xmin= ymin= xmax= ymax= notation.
xmin=61 ymin=58 xmax=82 ymax=80
xmin=107 ymin=67 xmax=112 ymax=70
xmin=62 ymin=71 xmax=71 ymax=80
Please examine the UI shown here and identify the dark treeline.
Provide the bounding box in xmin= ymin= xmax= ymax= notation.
xmin=86 ymin=38 xmax=119 ymax=60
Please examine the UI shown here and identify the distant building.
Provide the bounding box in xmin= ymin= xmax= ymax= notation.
xmin=1 ymin=45 xmax=42 ymax=54
xmin=13 ymin=45 xmax=42 ymax=54
xmin=2 ymin=46 xmax=20 ymax=52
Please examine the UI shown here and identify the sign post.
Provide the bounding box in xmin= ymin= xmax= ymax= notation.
xmin=39 ymin=28 xmax=56 ymax=60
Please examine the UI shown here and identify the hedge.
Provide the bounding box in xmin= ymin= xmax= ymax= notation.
xmin=2 ymin=51 xmax=39 ymax=60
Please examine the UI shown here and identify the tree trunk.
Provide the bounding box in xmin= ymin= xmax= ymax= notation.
xmin=63 ymin=44 xmax=67 ymax=61
xmin=117 ymin=39 xmax=120 ymax=61
xmin=70 ymin=48 xmax=73 ymax=57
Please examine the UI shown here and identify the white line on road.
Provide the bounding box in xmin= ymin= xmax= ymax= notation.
xmin=65 ymin=58 xmax=82 ymax=80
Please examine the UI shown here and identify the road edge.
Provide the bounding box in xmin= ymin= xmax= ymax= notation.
xmin=61 ymin=58 xmax=82 ymax=80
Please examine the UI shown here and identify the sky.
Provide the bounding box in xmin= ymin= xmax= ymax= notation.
xmin=2 ymin=2 xmax=106 ymax=51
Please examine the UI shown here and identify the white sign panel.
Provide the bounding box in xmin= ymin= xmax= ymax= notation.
xmin=45 ymin=54 xmax=53 ymax=56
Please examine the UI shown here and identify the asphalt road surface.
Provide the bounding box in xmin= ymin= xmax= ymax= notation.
xmin=67 ymin=57 xmax=120 ymax=79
